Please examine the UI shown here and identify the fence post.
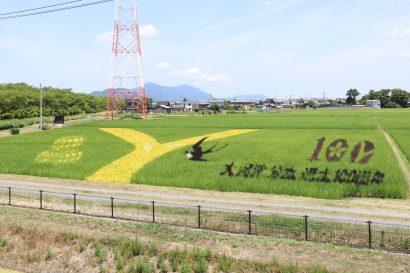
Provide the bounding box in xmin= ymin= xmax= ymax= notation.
xmin=367 ymin=221 xmax=372 ymax=249
xmin=73 ymin=194 xmax=77 ymax=214
xmin=40 ymin=190 xmax=43 ymax=210
xmin=110 ymin=197 xmax=114 ymax=218
xmin=8 ymin=187 xmax=11 ymax=206
xmin=197 ymin=206 xmax=201 ymax=228
xmin=152 ymin=201 xmax=156 ymax=223
xmin=304 ymin=215 xmax=309 ymax=241
xmin=248 ymin=210 xmax=252 ymax=235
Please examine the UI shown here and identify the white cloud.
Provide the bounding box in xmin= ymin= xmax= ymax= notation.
xmin=386 ymin=28 xmax=410 ymax=37
xmin=96 ymin=24 xmax=158 ymax=41
xmin=140 ymin=24 xmax=158 ymax=37
xmin=398 ymin=51 xmax=410 ymax=57
xmin=96 ymin=31 xmax=113 ymax=41
xmin=156 ymin=62 xmax=171 ymax=70
xmin=171 ymin=67 xmax=231 ymax=84
xmin=0 ymin=38 xmax=22 ymax=49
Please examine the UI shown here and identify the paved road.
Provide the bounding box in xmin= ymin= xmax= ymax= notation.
xmin=1 ymin=174 xmax=409 ymax=225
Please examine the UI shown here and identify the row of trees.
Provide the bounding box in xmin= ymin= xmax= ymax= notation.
xmin=0 ymin=83 xmax=108 ymax=120
xmin=346 ymin=88 xmax=410 ymax=108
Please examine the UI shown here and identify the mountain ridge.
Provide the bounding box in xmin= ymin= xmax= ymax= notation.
xmin=90 ymin=82 xmax=267 ymax=101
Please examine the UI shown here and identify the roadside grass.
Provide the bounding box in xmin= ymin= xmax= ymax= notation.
xmin=0 ymin=211 xmax=338 ymax=273
xmin=2 ymin=190 xmax=409 ymax=252
xmin=1 ymin=206 xmax=410 ymax=273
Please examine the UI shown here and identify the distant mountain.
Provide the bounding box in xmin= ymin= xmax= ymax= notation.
xmin=91 ymin=82 xmax=211 ymax=102
xmin=90 ymin=82 xmax=268 ymax=102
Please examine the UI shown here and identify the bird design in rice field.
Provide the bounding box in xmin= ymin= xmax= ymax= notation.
xmin=185 ymin=137 xmax=228 ymax=161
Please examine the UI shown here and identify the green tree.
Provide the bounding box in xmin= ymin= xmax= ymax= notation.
xmin=368 ymin=89 xmax=390 ymax=107
xmin=223 ymin=101 xmax=232 ymax=111
xmin=346 ymin=89 xmax=360 ymax=105
xmin=209 ymin=103 xmax=220 ymax=114
xmin=384 ymin=101 xmax=401 ymax=108
xmin=0 ymin=83 xmax=108 ymax=120
xmin=390 ymin=88 xmax=410 ymax=108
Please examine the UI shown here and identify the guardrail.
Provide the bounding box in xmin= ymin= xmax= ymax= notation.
xmin=0 ymin=186 xmax=409 ymax=254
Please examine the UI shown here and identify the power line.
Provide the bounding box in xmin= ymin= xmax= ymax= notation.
xmin=0 ymin=0 xmax=85 ymax=16
xmin=0 ymin=0 xmax=114 ymax=21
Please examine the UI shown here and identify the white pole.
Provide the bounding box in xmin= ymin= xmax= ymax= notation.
xmin=40 ymin=83 xmax=43 ymax=130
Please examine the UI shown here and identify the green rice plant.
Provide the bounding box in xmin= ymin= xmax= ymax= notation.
xmin=1 ymin=109 xmax=409 ymax=199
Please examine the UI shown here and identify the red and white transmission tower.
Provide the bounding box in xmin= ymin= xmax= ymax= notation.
xmin=105 ymin=0 xmax=147 ymax=120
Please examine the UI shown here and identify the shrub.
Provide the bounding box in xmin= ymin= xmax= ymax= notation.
xmin=121 ymin=237 xmax=144 ymax=258
xmin=94 ymin=243 xmax=106 ymax=264
xmin=78 ymin=238 xmax=87 ymax=253
xmin=180 ymin=262 xmax=190 ymax=273
xmin=114 ymin=251 xmax=124 ymax=271
xmin=9 ymin=128 xmax=20 ymax=135
xmin=217 ymin=253 xmax=233 ymax=272
xmin=0 ymin=237 xmax=7 ymax=247
xmin=309 ymin=265 xmax=332 ymax=273
xmin=282 ymin=264 xmax=299 ymax=273
xmin=14 ymin=223 xmax=22 ymax=234
xmin=146 ymin=242 xmax=158 ymax=257
xmin=44 ymin=246 xmax=52 ymax=261
xmin=157 ymin=257 xmax=168 ymax=273
xmin=128 ymin=257 xmax=154 ymax=273
xmin=169 ymin=248 xmax=181 ymax=271
xmin=157 ymin=256 xmax=165 ymax=269
xmin=192 ymin=259 xmax=207 ymax=273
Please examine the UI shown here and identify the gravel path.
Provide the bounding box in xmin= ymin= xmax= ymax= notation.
xmin=1 ymin=174 xmax=409 ymax=225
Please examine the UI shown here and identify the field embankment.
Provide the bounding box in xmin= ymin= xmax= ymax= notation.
xmin=1 ymin=206 xmax=410 ymax=273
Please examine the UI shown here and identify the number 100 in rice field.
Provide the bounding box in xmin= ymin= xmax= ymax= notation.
xmin=310 ymin=138 xmax=375 ymax=164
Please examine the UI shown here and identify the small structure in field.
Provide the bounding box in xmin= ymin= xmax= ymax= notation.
xmin=366 ymin=100 xmax=381 ymax=108
xmin=54 ymin=115 xmax=65 ymax=127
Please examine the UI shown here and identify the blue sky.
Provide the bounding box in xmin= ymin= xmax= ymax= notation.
xmin=1 ymin=0 xmax=410 ymax=99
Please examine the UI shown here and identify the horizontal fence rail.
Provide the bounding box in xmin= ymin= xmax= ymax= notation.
xmin=0 ymin=186 xmax=409 ymax=254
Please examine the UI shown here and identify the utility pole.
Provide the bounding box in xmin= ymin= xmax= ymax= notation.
xmin=106 ymin=0 xmax=147 ymax=120
xmin=40 ymin=83 xmax=43 ymax=130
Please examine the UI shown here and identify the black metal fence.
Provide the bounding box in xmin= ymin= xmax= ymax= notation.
xmin=0 ymin=186 xmax=409 ymax=254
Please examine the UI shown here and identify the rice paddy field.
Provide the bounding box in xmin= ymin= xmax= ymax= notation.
xmin=0 ymin=109 xmax=409 ymax=199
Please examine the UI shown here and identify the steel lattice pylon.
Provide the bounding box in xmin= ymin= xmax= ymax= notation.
xmin=105 ymin=0 xmax=147 ymax=120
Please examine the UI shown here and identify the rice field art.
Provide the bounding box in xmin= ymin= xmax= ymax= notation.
xmin=0 ymin=109 xmax=409 ymax=199
xmin=86 ymin=128 xmax=255 ymax=183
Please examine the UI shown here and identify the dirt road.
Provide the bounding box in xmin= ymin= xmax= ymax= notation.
xmin=1 ymin=174 xmax=409 ymax=225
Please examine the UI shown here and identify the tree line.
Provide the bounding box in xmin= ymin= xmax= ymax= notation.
xmin=0 ymin=83 xmax=107 ymax=120
xmin=346 ymin=88 xmax=410 ymax=108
